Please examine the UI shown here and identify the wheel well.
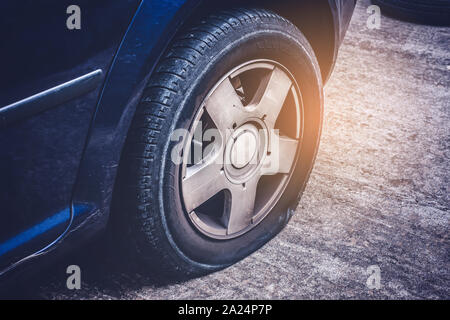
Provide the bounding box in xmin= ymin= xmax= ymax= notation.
xmin=185 ymin=0 xmax=338 ymax=82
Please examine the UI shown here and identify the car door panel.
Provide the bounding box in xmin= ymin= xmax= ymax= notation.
xmin=0 ymin=0 xmax=140 ymax=270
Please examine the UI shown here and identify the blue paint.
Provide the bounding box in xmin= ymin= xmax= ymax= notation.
xmin=0 ymin=204 xmax=89 ymax=257
xmin=0 ymin=0 xmax=140 ymax=271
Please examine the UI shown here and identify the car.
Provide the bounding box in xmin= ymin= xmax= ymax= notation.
xmin=372 ymin=0 xmax=450 ymax=26
xmin=0 ymin=0 xmax=356 ymax=285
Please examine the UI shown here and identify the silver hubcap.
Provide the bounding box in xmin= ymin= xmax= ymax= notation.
xmin=230 ymin=129 xmax=257 ymax=169
xmin=180 ymin=60 xmax=302 ymax=239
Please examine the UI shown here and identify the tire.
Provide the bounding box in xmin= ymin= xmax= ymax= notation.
xmin=112 ymin=8 xmax=323 ymax=279
xmin=372 ymin=0 xmax=450 ymax=26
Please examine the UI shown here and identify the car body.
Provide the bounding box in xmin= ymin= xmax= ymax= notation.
xmin=0 ymin=0 xmax=355 ymax=282
xmin=372 ymin=0 xmax=450 ymax=26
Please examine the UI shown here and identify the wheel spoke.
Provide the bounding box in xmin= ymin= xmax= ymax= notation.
xmin=261 ymin=134 xmax=298 ymax=175
xmin=204 ymin=77 xmax=246 ymax=132
xmin=182 ymin=155 xmax=227 ymax=213
xmin=223 ymin=175 xmax=260 ymax=234
xmin=253 ymin=67 xmax=292 ymax=126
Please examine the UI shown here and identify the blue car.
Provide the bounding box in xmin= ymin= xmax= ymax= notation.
xmin=0 ymin=0 xmax=355 ymax=283
xmin=372 ymin=0 xmax=450 ymax=26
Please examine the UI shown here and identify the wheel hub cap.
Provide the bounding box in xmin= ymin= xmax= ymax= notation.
xmin=224 ymin=121 xmax=267 ymax=185
xmin=230 ymin=130 xmax=257 ymax=169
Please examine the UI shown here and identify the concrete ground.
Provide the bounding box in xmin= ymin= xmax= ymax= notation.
xmin=10 ymin=0 xmax=450 ymax=299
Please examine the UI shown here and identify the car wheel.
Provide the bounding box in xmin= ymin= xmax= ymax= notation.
xmin=112 ymin=8 xmax=323 ymax=279
xmin=372 ymin=0 xmax=450 ymax=26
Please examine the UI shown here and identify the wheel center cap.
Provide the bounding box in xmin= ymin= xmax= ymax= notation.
xmin=224 ymin=120 xmax=268 ymax=184
xmin=230 ymin=131 xmax=258 ymax=169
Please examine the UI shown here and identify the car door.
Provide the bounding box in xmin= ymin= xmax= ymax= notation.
xmin=0 ymin=0 xmax=140 ymax=271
